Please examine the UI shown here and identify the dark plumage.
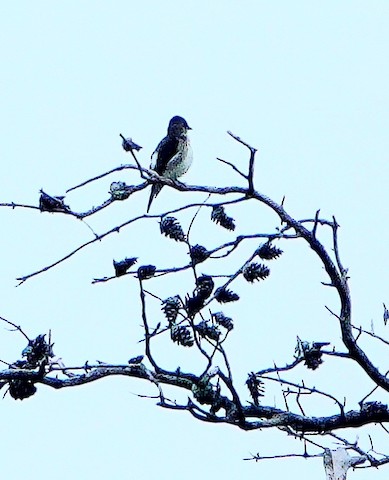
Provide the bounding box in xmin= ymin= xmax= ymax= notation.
xmin=147 ymin=116 xmax=193 ymax=212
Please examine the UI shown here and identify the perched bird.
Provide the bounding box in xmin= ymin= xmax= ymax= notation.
xmin=147 ymin=115 xmax=193 ymax=212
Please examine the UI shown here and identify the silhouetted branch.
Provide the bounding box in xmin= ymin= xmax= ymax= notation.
xmin=3 ymin=128 xmax=389 ymax=476
xmin=0 ymin=316 xmax=30 ymax=341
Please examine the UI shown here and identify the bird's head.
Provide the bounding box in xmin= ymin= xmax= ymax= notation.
xmin=168 ymin=116 xmax=192 ymax=137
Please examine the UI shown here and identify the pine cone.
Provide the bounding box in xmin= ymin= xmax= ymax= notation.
xmin=195 ymin=320 xmax=221 ymax=341
xmin=185 ymin=295 xmax=205 ymax=317
xmin=295 ymin=339 xmax=330 ymax=370
xmin=214 ymin=287 xmax=240 ymax=303
xmin=246 ymin=372 xmax=265 ymax=406
xmin=109 ymin=181 xmax=131 ymax=200
xmin=8 ymin=380 xmax=37 ymax=400
xmin=160 ymin=216 xmax=186 ymax=242
xmin=195 ymin=275 xmax=214 ymax=300
xmin=162 ymin=296 xmax=182 ymax=323
xmin=113 ymin=257 xmax=138 ymax=277
xmin=256 ymin=243 xmax=283 ymax=260
xmin=137 ymin=265 xmax=156 ymax=280
xmin=189 ymin=244 xmax=209 ymax=266
xmin=212 ymin=312 xmax=233 ymax=331
xmin=211 ymin=206 xmax=235 ymax=231
xmin=170 ymin=324 xmax=194 ymax=347
xmin=242 ymin=263 xmax=270 ymax=283
xmin=303 ymin=349 xmax=324 ymax=370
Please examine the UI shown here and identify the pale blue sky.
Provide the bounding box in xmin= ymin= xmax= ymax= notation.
xmin=1 ymin=2 xmax=389 ymax=479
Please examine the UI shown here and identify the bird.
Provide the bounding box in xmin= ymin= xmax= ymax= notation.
xmin=147 ymin=115 xmax=193 ymax=212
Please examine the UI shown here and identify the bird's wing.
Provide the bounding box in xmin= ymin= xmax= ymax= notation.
xmin=150 ymin=136 xmax=179 ymax=174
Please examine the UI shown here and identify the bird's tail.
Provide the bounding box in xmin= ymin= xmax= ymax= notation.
xmin=146 ymin=184 xmax=163 ymax=213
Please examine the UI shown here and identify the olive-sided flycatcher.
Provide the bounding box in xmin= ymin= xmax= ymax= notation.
xmin=147 ymin=115 xmax=193 ymax=212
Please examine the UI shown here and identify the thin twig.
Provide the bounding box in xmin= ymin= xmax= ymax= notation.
xmin=0 ymin=316 xmax=30 ymax=341
xmin=244 ymin=452 xmax=322 ymax=462
xmin=256 ymin=358 xmax=303 ymax=376
xmin=227 ymin=131 xmax=257 ymax=193
xmin=351 ymin=324 xmax=389 ymax=347
xmin=216 ymin=158 xmax=247 ymax=179
xmin=187 ymin=194 xmax=211 ymax=240
xmin=138 ymin=279 xmax=160 ymax=372
xmin=312 ymin=209 xmax=320 ymax=238
xmin=261 ymin=375 xmax=345 ymax=415
xmin=0 ymin=202 xmax=41 ymax=212
xmin=332 ymin=215 xmax=347 ymax=277
xmin=66 ymin=164 xmax=141 ymax=193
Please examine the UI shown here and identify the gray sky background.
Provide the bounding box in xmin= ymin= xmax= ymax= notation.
xmin=1 ymin=2 xmax=389 ymax=479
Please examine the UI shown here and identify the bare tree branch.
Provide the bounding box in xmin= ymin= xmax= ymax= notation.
xmin=2 ymin=129 xmax=389 ymax=476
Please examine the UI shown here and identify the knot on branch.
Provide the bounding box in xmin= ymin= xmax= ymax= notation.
xmin=246 ymin=372 xmax=265 ymax=406
xmin=7 ymin=334 xmax=55 ymax=400
xmin=109 ymin=181 xmax=133 ymax=201
xmin=113 ymin=257 xmax=138 ymax=277
xmin=39 ymin=190 xmax=70 ymax=213
xmin=191 ymin=375 xmax=226 ymax=416
xmin=295 ymin=337 xmax=330 ymax=370
xmin=18 ymin=334 xmax=54 ymax=369
xmin=360 ymin=401 xmax=388 ymax=416
xmin=137 ymin=265 xmax=156 ymax=280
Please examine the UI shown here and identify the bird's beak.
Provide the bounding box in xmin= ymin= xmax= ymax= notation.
xmin=187 ymin=126 xmax=192 ymax=130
